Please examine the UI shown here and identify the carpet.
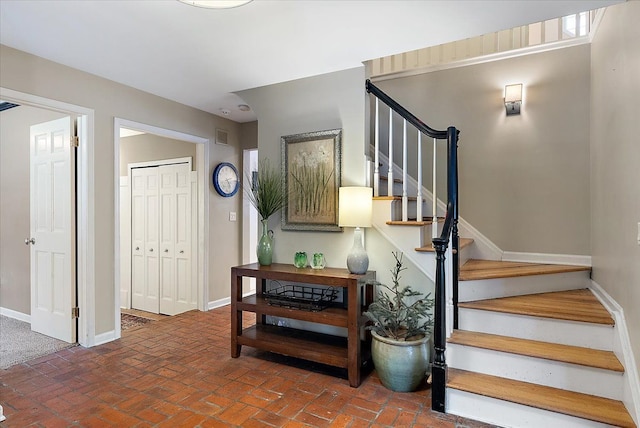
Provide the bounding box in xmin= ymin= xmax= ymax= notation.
xmin=121 ymin=313 xmax=153 ymax=331
xmin=0 ymin=315 xmax=75 ymax=370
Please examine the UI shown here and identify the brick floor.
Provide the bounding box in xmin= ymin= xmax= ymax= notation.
xmin=0 ymin=307 xmax=495 ymax=427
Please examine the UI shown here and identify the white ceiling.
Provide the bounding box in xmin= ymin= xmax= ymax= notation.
xmin=0 ymin=0 xmax=619 ymax=123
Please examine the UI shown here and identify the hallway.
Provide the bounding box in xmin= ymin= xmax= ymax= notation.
xmin=0 ymin=307 xmax=492 ymax=427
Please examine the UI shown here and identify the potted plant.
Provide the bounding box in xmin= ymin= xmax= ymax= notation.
xmin=364 ymin=251 xmax=434 ymax=392
xmin=245 ymin=159 xmax=287 ymax=265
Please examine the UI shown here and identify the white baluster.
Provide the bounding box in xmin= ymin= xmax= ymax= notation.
xmin=402 ymin=119 xmax=408 ymax=222
xmin=373 ymin=98 xmax=380 ymax=197
xmin=432 ymin=138 xmax=438 ymax=239
xmin=388 ymin=108 xmax=394 ymax=197
xmin=416 ymin=132 xmax=423 ymax=223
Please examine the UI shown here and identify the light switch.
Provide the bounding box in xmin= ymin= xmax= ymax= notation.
xmin=230 ymin=212 xmax=237 ymax=222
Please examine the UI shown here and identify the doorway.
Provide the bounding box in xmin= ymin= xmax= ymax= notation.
xmin=0 ymin=87 xmax=95 ymax=347
xmin=114 ymin=119 xmax=209 ymax=339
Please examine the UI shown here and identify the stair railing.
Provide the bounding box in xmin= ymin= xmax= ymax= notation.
xmin=366 ymin=80 xmax=460 ymax=413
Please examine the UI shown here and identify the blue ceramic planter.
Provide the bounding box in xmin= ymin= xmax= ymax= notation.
xmin=371 ymin=330 xmax=430 ymax=392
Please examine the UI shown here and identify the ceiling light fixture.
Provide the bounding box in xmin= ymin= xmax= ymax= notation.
xmin=178 ymin=0 xmax=252 ymax=9
xmin=238 ymin=104 xmax=251 ymax=112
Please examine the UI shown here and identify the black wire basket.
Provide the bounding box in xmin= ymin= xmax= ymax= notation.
xmin=264 ymin=283 xmax=339 ymax=312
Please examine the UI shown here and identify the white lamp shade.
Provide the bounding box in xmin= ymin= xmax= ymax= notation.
xmin=338 ymin=187 xmax=372 ymax=228
xmin=504 ymin=84 xmax=523 ymax=103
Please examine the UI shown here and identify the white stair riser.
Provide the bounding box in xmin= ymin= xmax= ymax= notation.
xmin=459 ymin=271 xmax=591 ymax=302
xmin=447 ymin=389 xmax=613 ymax=428
xmin=448 ymin=344 xmax=624 ymax=400
xmin=458 ymin=308 xmax=615 ymax=350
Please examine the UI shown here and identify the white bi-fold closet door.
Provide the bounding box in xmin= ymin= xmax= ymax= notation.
xmin=131 ymin=161 xmax=196 ymax=315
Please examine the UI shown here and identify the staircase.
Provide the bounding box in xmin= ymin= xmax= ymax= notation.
xmin=366 ymin=79 xmax=637 ymax=427
xmin=373 ymin=196 xmax=636 ymax=427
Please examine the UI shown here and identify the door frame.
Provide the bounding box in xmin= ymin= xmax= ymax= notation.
xmin=114 ymin=118 xmax=209 ymax=338
xmin=1 ymin=87 xmax=96 ymax=347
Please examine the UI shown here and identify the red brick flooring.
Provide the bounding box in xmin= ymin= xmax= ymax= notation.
xmin=1 ymin=307 xmax=494 ymax=427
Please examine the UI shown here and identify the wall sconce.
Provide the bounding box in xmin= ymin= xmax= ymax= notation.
xmin=504 ymin=84 xmax=523 ymax=116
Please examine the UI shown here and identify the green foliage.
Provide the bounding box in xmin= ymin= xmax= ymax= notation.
xmin=364 ymin=252 xmax=434 ymax=341
xmin=246 ymin=159 xmax=287 ymax=221
xmin=289 ymin=161 xmax=334 ymax=217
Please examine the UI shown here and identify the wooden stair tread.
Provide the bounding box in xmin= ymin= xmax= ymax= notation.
xmin=459 ymin=289 xmax=615 ymax=325
xmin=449 ymin=330 xmax=623 ymax=372
xmin=386 ymin=220 xmax=435 ymax=226
xmin=380 ymin=175 xmax=403 ymax=183
xmin=448 ymin=369 xmax=636 ymax=427
xmin=415 ymin=238 xmax=473 ymax=253
xmin=373 ymin=195 xmax=420 ymax=202
xmin=460 ymin=258 xmax=590 ymax=281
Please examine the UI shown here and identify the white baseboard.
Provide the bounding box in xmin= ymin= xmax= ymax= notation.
xmin=93 ymin=330 xmax=116 ymax=346
xmin=502 ymin=251 xmax=592 ymax=267
xmin=0 ymin=307 xmax=30 ymax=323
xmin=590 ymin=280 xmax=640 ymax=426
xmin=208 ymin=297 xmax=230 ymax=310
xmin=208 ymin=290 xmax=255 ymax=311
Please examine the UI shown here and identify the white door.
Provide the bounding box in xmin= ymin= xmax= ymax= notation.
xmin=159 ymin=163 xmax=194 ymax=315
xmin=131 ymin=167 xmax=160 ymax=313
xmin=29 ymin=117 xmax=76 ymax=343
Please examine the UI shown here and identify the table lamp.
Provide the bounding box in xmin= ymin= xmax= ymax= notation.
xmin=338 ymin=187 xmax=373 ymax=274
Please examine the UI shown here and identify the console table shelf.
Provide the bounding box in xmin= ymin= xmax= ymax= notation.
xmin=231 ymin=263 xmax=375 ymax=387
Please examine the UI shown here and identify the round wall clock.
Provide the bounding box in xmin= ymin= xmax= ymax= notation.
xmin=212 ymin=162 xmax=240 ymax=197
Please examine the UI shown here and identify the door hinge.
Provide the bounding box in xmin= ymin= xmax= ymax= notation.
xmin=71 ymin=136 xmax=79 ymax=148
xmin=71 ymin=307 xmax=79 ymax=319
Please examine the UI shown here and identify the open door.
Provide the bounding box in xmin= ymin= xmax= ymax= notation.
xmin=29 ymin=117 xmax=76 ymax=343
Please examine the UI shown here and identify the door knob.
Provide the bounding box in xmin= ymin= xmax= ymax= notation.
xmin=25 ymin=238 xmax=35 ymax=245
xmin=179 ymin=250 xmax=184 ymax=254
xmin=164 ymin=249 xmax=169 ymax=253
xmin=149 ymin=248 xmax=154 ymax=252
xmin=135 ymin=246 xmax=140 ymax=251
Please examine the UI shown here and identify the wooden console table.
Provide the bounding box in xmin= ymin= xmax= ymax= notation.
xmin=231 ymin=263 xmax=375 ymax=387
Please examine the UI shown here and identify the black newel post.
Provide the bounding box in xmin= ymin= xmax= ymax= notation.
xmin=432 ymin=240 xmax=448 ymax=413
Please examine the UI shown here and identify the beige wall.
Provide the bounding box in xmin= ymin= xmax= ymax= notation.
xmin=590 ymin=1 xmax=640 ymax=373
xmin=1 ymin=44 xmax=244 ymax=334
xmin=375 ymin=44 xmax=592 ymax=255
xmin=0 ymin=105 xmax=67 ymax=315
xmin=238 ymin=67 xmax=434 ymax=295
xmin=119 ymin=133 xmax=197 ymax=176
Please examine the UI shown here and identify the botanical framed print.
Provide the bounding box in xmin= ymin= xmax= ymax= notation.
xmin=281 ymin=128 xmax=342 ymax=231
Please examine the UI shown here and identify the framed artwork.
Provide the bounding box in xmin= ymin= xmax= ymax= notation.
xmin=281 ymin=128 xmax=342 ymax=231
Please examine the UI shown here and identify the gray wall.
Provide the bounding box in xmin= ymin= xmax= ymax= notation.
xmin=1 ymin=44 xmax=243 ymax=334
xmin=119 ymin=133 xmax=197 ymax=176
xmin=238 ymin=67 xmax=433 ymax=295
xmin=590 ymin=1 xmax=640 ymax=374
xmin=376 ymin=44 xmax=592 ymax=255
xmin=0 ymin=105 xmax=67 ymax=315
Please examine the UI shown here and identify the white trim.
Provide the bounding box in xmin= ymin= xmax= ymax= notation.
xmin=371 ymin=36 xmax=591 ymax=83
xmin=114 ymin=118 xmax=210 ymax=341
xmin=0 ymin=87 xmax=95 ymax=348
xmin=93 ymin=329 xmax=117 ymax=346
xmin=127 ymin=157 xmax=192 ymax=170
xmin=502 ymin=251 xmax=592 ymax=267
xmin=0 ymin=307 xmax=31 ymax=323
xmin=208 ymin=290 xmax=256 ymax=311
xmin=590 ymin=280 xmax=640 ymax=426
xmin=209 ymin=297 xmax=230 ymax=310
